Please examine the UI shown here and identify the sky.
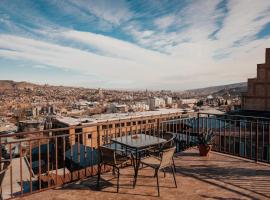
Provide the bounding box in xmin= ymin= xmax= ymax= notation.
xmin=0 ymin=0 xmax=270 ymax=91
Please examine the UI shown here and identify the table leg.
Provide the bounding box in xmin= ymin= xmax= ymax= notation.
xmin=133 ymin=150 xmax=140 ymax=188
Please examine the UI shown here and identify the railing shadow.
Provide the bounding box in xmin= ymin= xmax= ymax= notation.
xmin=174 ymin=155 xmax=270 ymax=200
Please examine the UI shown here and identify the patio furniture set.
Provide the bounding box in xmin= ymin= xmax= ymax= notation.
xmin=96 ymin=132 xmax=177 ymax=197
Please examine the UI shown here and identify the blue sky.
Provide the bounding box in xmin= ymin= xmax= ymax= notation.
xmin=1 ymin=0 xmax=270 ymax=90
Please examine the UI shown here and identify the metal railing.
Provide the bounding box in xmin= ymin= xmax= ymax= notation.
xmin=162 ymin=113 xmax=270 ymax=163
xmin=0 ymin=124 xmax=100 ymax=199
xmin=1 ymin=112 xmax=270 ymax=199
xmin=0 ymin=113 xmax=187 ymax=199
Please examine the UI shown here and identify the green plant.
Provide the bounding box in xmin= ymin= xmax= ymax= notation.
xmin=197 ymin=129 xmax=214 ymax=146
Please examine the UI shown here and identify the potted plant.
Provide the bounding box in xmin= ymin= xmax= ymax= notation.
xmin=197 ymin=129 xmax=214 ymax=156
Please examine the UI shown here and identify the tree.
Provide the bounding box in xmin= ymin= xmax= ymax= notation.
xmin=197 ymin=100 xmax=203 ymax=107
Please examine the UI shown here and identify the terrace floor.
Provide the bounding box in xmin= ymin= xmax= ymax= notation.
xmin=16 ymin=148 xmax=270 ymax=200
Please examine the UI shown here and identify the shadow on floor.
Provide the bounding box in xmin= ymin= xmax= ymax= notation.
xmin=174 ymin=156 xmax=270 ymax=200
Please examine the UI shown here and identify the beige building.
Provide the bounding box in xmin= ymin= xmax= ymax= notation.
xmin=49 ymin=109 xmax=189 ymax=148
xmin=242 ymin=48 xmax=270 ymax=111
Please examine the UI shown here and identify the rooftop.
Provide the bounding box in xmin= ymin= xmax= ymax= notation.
xmin=56 ymin=108 xmax=187 ymax=126
xmin=16 ymin=148 xmax=270 ymax=200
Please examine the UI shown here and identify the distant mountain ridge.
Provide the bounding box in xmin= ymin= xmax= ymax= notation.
xmin=184 ymin=82 xmax=247 ymax=97
xmin=0 ymin=80 xmax=247 ymax=96
xmin=0 ymin=80 xmax=37 ymax=91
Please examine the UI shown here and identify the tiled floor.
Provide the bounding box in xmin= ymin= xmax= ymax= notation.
xmin=16 ymin=148 xmax=270 ymax=200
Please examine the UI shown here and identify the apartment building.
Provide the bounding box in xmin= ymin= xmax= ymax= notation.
xmin=47 ymin=109 xmax=189 ymax=148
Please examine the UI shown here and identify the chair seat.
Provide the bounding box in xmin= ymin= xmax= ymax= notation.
xmin=103 ymin=153 xmax=130 ymax=167
xmin=141 ymin=156 xmax=161 ymax=169
xmin=115 ymin=154 xmax=130 ymax=165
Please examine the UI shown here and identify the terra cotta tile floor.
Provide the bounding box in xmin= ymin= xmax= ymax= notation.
xmin=16 ymin=148 xmax=270 ymax=200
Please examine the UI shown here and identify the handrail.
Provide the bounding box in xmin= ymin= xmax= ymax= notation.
xmin=199 ymin=112 xmax=270 ymax=120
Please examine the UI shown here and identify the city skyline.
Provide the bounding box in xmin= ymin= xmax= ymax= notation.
xmin=1 ymin=0 xmax=270 ymax=90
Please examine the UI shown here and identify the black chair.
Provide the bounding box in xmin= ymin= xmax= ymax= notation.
xmin=96 ymin=146 xmax=131 ymax=192
xmin=0 ymin=160 xmax=10 ymax=200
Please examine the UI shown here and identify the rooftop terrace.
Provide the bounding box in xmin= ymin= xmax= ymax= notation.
xmin=1 ymin=113 xmax=270 ymax=199
xmin=15 ymin=148 xmax=270 ymax=200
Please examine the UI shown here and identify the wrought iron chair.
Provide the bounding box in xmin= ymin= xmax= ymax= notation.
xmin=96 ymin=146 xmax=131 ymax=192
xmin=0 ymin=160 xmax=10 ymax=200
xmin=140 ymin=147 xmax=177 ymax=197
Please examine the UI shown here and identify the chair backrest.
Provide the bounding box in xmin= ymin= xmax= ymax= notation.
xmin=0 ymin=160 xmax=10 ymax=186
xmin=99 ymin=146 xmax=116 ymax=165
xmin=159 ymin=147 xmax=176 ymax=169
xmin=162 ymin=132 xmax=175 ymax=149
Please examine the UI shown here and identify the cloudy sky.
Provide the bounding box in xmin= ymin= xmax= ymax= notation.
xmin=0 ymin=0 xmax=270 ymax=90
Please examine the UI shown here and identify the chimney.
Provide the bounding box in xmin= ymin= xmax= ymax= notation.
xmin=266 ymin=48 xmax=270 ymax=63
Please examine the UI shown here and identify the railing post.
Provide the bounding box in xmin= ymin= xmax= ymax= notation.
xmin=256 ymin=120 xmax=259 ymax=162
xmin=157 ymin=118 xmax=160 ymax=136
xmin=268 ymin=122 xmax=270 ymax=163
xmin=0 ymin=137 xmax=2 ymax=171
xmin=97 ymin=125 xmax=100 ymax=147
xmin=197 ymin=113 xmax=200 ymax=134
xmin=239 ymin=120 xmax=241 ymax=156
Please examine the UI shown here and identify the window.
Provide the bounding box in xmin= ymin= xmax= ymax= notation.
xmin=88 ymin=134 xmax=92 ymax=139
xmin=127 ymin=122 xmax=131 ymax=126
xmin=121 ymin=123 xmax=125 ymax=127
xmin=133 ymin=121 xmax=136 ymax=125
xmin=75 ymin=128 xmax=82 ymax=133
xmin=102 ymin=125 xmax=107 ymax=130
xmin=115 ymin=123 xmax=120 ymax=128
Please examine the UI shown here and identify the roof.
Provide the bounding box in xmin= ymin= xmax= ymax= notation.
xmin=55 ymin=108 xmax=188 ymax=126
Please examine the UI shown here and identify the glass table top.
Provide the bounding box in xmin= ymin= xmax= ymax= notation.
xmin=111 ymin=134 xmax=167 ymax=149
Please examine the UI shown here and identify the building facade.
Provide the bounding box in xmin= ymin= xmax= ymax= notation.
xmin=48 ymin=109 xmax=188 ymax=149
xmin=242 ymin=48 xmax=270 ymax=111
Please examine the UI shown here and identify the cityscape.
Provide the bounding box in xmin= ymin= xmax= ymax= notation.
xmin=0 ymin=1 xmax=270 ymax=200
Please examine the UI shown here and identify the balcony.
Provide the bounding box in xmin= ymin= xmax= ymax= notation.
xmin=1 ymin=112 xmax=270 ymax=199
xmin=14 ymin=148 xmax=270 ymax=200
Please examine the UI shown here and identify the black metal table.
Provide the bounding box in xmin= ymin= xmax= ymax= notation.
xmin=111 ymin=134 xmax=167 ymax=187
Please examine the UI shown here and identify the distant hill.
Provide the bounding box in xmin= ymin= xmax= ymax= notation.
xmin=0 ymin=80 xmax=248 ymax=97
xmin=0 ymin=80 xmax=37 ymax=91
xmin=184 ymin=82 xmax=247 ymax=97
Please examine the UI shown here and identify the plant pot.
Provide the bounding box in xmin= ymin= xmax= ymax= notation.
xmin=198 ymin=144 xmax=212 ymax=156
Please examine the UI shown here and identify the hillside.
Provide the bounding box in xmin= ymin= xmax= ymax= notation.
xmin=0 ymin=80 xmax=37 ymax=91
xmin=184 ymin=82 xmax=247 ymax=97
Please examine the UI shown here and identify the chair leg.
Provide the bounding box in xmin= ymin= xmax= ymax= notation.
xmin=117 ymin=168 xmax=120 ymax=193
xmin=172 ymin=157 xmax=176 ymax=172
xmin=163 ymin=169 xmax=166 ymax=178
xmin=97 ymin=163 xmax=102 ymax=188
xmin=112 ymin=166 xmax=116 ymax=176
xmin=156 ymin=170 xmax=160 ymax=197
xmin=171 ymin=166 xmax=177 ymax=188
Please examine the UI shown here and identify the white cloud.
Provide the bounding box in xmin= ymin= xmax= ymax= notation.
xmin=1 ymin=0 xmax=270 ymax=90
xmin=68 ymin=0 xmax=132 ymax=25
xmin=154 ymin=15 xmax=176 ymax=29
xmin=0 ymin=33 xmax=185 ymax=89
